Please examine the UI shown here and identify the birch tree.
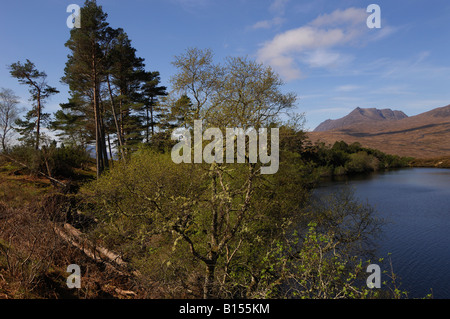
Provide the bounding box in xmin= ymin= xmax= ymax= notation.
xmin=0 ymin=88 xmax=21 ymax=152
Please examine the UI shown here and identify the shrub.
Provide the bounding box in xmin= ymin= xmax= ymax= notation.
xmin=81 ymin=148 xmax=386 ymax=299
xmin=345 ymin=151 xmax=380 ymax=174
xmin=43 ymin=144 xmax=92 ymax=177
xmin=8 ymin=143 xmax=92 ymax=178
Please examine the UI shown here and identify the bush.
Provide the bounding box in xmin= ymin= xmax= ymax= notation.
xmin=333 ymin=166 xmax=347 ymax=176
xmin=81 ymin=148 xmax=387 ymax=299
xmin=345 ymin=151 xmax=380 ymax=174
xmin=44 ymin=144 xmax=92 ymax=177
xmin=8 ymin=143 xmax=92 ymax=178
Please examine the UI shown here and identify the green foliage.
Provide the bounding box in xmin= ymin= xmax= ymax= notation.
xmin=81 ymin=146 xmax=391 ymax=299
xmin=9 ymin=143 xmax=92 ymax=178
xmin=50 ymin=105 xmax=91 ymax=147
xmin=345 ymin=151 xmax=380 ymax=173
xmin=14 ymin=110 xmax=51 ymax=146
xmin=44 ymin=143 xmax=92 ymax=177
xmin=170 ymin=48 xmax=296 ymax=129
xmin=258 ymin=224 xmax=373 ymax=299
xmin=9 ymin=59 xmax=59 ymax=150
xmin=301 ymin=141 xmax=412 ymax=176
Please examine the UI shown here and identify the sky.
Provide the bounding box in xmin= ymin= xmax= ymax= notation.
xmin=1 ymin=0 xmax=450 ymax=131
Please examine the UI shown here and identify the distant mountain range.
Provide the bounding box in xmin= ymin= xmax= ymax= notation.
xmin=314 ymin=107 xmax=408 ymax=132
xmin=308 ymin=105 xmax=450 ymax=159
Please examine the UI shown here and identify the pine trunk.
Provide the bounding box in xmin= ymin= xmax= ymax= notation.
xmin=35 ymin=93 xmax=41 ymax=150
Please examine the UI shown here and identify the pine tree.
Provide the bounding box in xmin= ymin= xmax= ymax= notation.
xmin=60 ymin=0 xmax=167 ymax=170
xmin=105 ymin=28 xmax=147 ymax=154
xmin=9 ymin=59 xmax=58 ymax=150
xmin=50 ymin=100 xmax=92 ymax=147
xmin=140 ymin=71 xmax=167 ymax=143
xmin=170 ymin=94 xmax=194 ymax=129
xmin=62 ymin=0 xmax=112 ymax=177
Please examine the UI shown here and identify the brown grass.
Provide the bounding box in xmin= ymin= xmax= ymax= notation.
xmin=0 ymin=159 xmax=158 ymax=299
xmin=308 ymin=121 xmax=450 ymax=159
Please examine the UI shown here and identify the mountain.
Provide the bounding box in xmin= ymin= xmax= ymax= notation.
xmin=314 ymin=107 xmax=408 ymax=132
xmin=308 ymin=104 xmax=450 ymax=159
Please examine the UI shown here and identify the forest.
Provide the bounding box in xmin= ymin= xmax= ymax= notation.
xmin=0 ymin=0 xmax=414 ymax=300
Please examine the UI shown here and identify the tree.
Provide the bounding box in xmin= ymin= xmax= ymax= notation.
xmin=87 ymin=145 xmax=384 ymax=299
xmin=14 ymin=110 xmax=51 ymax=148
xmin=170 ymin=48 xmax=221 ymax=123
xmin=169 ymin=48 xmax=298 ymax=298
xmin=0 ymin=88 xmax=21 ymax=152
xmin=62 ymin=1 xmax=164 ymax=169
xmin=9 ymin=60 xmax=59 ymax=150
xmin=104 ymin=28 xmax=147 ymax=155
xmin=140 ymin=71 xmax=167 ymax=143
xmin=62 ymin=0 xmax=112 ymax=177
xmin=171 ymin=48 xmax=296 ymax=130
xmin=165 ymin=94 xmax=194 ymax=129
xmin=50 ymin=101 xmax=91 ymax=147
xmin=88 ymin=48 xmax=298 ymax=298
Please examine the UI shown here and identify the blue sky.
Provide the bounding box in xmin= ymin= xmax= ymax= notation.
xmin=1 ymin=0 xmax=450 ymax=131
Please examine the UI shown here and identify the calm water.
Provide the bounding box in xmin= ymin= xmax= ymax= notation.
xmin=315 ymin=168 xmax=450 ymax=299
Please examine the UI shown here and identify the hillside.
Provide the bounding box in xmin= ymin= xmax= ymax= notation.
xmin=0 ymin=158 xmax=147 ymax=299
xmin=308 ymin=104 xmax=450 ymax=159
xmin=314 ymin=107 xmax=408 ymax=132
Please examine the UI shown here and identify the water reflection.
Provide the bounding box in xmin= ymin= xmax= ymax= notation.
xmin=314 ymin=168 xmax=450 ymax=299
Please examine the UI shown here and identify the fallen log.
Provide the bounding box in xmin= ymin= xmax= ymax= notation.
xmin=54 ymin=223 xmax=141 ymax=278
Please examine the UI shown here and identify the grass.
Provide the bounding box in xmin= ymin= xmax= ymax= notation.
xmin=410 ymin=156 xmax=450 ymax=168
xmin=0 ymin=160 xmax=53 ymax=209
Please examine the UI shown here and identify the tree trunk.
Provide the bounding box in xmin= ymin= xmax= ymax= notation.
xmin=92 ymin=55 xmax=109 ymax=177
xmin=107 ymin=133 xmax=113 ymax=168
xmin=119 ymin=92 xmax=126 ymax=152
xmin=93 ymin=82 xmax=103 ymax=178
xmin=106 ymin=75 xmax=126 ymax=161
xmin=150 ymin=97 xmax=155 ymax=138
xmin=1 ymin=135 xmax=6 ymax=152
xmin=203 ymin=262 xmax=216 ymax=299
xmin=35 ymin=93 xmax=41 ymax=150
xmin=2 ymin=110 xmax=9 ymax=152
xmin=99 ymin=108 xmax=109 ymax=170
xmin=146 ymin=105 xmax=150 ymax=143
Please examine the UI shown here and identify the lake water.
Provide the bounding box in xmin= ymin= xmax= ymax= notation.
xmin=315 ymin=168 xmax=450 ymax=299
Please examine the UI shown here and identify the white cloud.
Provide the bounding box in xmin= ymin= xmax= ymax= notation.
xmin=309 ymin=7 xmax=367 ymax=27
xmin=335 ymin=85 xmax=362 ymax=92
xmin=250 ymin=0 xmax=289 ymax=31
xmin=269 ymin=0 xmax=290 ymax=15
xmin=251 ymin=16 xmax=285 ymax=30
xmin=256 ymin=7 xmax=381 ymax=81
xmin=302 ymin=50 xmax=353 ymax=68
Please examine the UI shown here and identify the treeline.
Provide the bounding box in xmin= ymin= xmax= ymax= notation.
xmin=301 ymin=140 xmax=413 ymax=177
xmin=59 ymin=1 xmax=169 ymax=178
xmin=1 ymin=0 xmax=171 ymax=179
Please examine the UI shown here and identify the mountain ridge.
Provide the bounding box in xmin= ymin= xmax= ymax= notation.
xmin=308 ymin=104 xmax=450 ymax=159
xmin=314 ymin=107 xmax=408 ymax=132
